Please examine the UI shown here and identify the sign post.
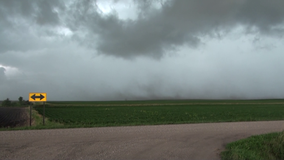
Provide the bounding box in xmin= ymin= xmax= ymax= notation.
xmin=30 ymin=104 xmax=32 ymax=126
xmin=43 ymin=102 xmax=45 ymax=125
xmin=29 ymin=93 xmax=47 ymax=126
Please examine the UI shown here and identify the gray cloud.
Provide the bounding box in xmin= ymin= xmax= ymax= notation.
xmin=0 ymin=67 xmax=5 ymax=82
xmin=1 ymin=0 xmax=284 ymax=58
xmin=0 ymin=0 xmax=65 ymax=53
xmin=65 ymin=0 xmax=284 ymax=58
xmin=0 ymin=0 xmax=284 ymax=100
xmin=0 ymin=0 xmax=63 ymax=26
xmin=237 ymin=0 xmax=284 ymax=34
xmin=1 ymin=42 xmax=284 ymax=101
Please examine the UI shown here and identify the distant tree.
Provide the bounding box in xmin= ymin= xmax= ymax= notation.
xmin=18 ymin=96 xmax=23 ymax=105
xmin=2 ymin=98 xmax=12 ymax=106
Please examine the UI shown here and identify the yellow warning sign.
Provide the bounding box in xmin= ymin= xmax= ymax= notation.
xmin=29 ymin=93 xmax=47 ymax=102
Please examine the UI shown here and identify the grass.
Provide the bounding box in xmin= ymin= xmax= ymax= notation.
xmin=29 ymin=107 xmax=64 ymax=129
xmin=221 ymin=131 xmax=284 ymax=160
xmin=0 ymin=107 xmax=63 ymax=131
xmin=33 ymin=99 xmax=284 ymax=127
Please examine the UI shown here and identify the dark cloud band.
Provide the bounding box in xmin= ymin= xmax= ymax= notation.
xmin=1 ymin=0 xmax=283 ymax=58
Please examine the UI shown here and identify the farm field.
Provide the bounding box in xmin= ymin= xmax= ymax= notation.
xmin=34 ymin=99 xmax=284 ymax=127
xmin=0 ymin=107 xmax=28 ymax=128
xmin=47 ymin=99 xmax=284 ymax=106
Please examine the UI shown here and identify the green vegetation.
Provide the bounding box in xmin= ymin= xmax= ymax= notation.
xmin=34 ymin=100 xmax=284 ymax=127
xmin=29 ymin=107 xmax=63 ymax=128
xmin=1 ymin=97 xmax=31 ymax=107
xmin=47 ymin=99 xmax=284 ymax=106
xmin=221 ymin=131 xmax=284 ymax=160
xmin=18 ymin=96 xmax=23 ymax=106
xmin=0 ymin=107 xmax=63 ymax=131
xmin=1 ymin=98 xmax=12 ymax=106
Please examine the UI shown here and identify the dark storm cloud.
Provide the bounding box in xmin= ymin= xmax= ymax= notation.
xmin=0 ymin=0 xmax=65 ymax=53
xmin=0 ymin=0 xmax=63 ymax=26
xmin=237 ymin=0 xmax=284 ymax=34
xmin=66 ymin=0 xmax=284 ymax=58
xmin=0 ymin=0 xmax=283 ymax=58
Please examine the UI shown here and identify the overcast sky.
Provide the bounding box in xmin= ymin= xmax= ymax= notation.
xmin=0 ymin=0 xmax=284 ymax=101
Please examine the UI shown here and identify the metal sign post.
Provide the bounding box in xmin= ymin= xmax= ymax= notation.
xmin=43 ymin=102 xmax=45 ymax=125
xmin=30 ymin=104 xmax=32 ymax=126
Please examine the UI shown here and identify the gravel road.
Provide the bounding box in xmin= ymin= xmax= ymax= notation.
xmin=1 ymin=121 xmax=284 ymax=160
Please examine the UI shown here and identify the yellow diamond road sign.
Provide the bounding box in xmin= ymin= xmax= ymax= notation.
xmin=29 ymin=93 xmax=47 ymax=102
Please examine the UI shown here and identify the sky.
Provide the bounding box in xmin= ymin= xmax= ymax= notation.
xmin=0 ymin=0 xmax=284 ymax=101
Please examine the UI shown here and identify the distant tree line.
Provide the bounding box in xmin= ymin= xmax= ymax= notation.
xmin=1 ymin=97 xmax=31 ymax=107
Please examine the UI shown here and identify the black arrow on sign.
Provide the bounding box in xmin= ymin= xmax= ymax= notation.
xmin=31 ymin=94 xmax=45 ymax=100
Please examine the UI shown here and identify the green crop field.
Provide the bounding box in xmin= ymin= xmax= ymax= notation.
xmin=34 ymin=100 xmax=284 ymax=127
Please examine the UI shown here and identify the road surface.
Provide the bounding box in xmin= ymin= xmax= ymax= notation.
xmin=1 ymin=121 xmax=284 ymax=160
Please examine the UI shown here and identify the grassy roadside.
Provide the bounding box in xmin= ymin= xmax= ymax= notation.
xmin=29 ymin=107 xmax=64 ymax=129
xmin=221 ymin=131 xmax=284 ymax=160
xmin=0 ymin=108 xmax=63 ymax=131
